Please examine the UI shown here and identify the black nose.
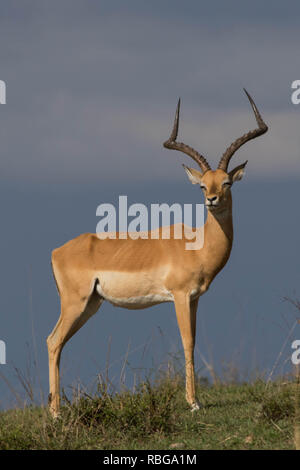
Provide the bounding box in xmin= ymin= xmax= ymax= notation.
xmin=207 ymin=196 xmax=218 ymax=202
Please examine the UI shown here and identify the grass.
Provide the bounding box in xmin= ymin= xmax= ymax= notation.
xmin=0 ymin=371 xmax=299 ymax=450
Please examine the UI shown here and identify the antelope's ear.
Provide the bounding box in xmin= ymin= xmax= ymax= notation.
xmin=228 ymin=161 xmax=248 ymax=183
xmin=182 ymin=164 xmax=203 ymax=184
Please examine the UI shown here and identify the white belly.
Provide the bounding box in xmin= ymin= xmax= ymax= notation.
xmin=95 ymin=271 xmax=174 ymax=310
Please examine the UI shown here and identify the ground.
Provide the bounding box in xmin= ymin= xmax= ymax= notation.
xmin=0 ymin=373 xmax=299 ymax=450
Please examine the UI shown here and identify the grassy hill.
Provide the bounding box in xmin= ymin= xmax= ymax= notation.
xmin=0 ymin=373 xmax=299 ymax=450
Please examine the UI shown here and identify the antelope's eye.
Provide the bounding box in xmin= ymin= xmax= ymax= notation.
xmin=223 ymin=181 xmax=232 ymax=187
xmin=200 ymin=185 xmax=206 ymax=190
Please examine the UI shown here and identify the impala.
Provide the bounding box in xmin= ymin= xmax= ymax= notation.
xmin=47 ymin=89 xmax=268 ymax=416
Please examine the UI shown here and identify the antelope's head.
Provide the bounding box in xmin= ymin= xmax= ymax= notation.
xmin=163 ymin=89 xmax=268 ymax=213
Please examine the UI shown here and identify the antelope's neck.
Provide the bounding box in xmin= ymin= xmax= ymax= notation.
xmin=202 ymin=203 xmax=233 ymax=277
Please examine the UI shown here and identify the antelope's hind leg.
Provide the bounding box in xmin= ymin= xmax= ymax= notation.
xmin=47 ymin=283 xmax=103 ymax=417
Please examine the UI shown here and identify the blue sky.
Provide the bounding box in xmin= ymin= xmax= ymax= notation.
xmin=0 ymin=1 xmax=300 ymax=408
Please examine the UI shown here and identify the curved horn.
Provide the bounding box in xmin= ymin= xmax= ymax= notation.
xmin=163 ymin=99 xmax=211 ymax=173
xmin=218 ymin=89 xmax=268 ymax=172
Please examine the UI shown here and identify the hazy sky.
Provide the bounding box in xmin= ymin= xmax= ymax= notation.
xmin=0 ymin=1 xmax=300 ymax=409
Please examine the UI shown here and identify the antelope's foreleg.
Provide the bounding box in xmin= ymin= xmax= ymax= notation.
xmin=174 ymin=293 xmax=199 ymax=411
